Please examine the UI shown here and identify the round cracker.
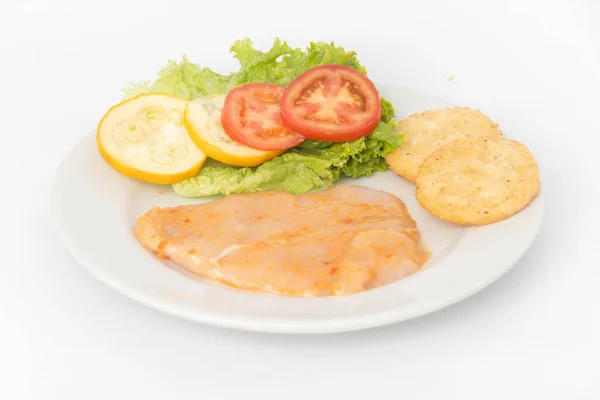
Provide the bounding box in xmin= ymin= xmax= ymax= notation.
xmin=386 ymin=107 xmax=501 ymax=182
xmin=415 ymin=137 xmax=540 ymax=226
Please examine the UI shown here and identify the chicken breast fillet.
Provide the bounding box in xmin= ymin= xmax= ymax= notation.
xmin=136 ymin=184 xmax=429 ymax=297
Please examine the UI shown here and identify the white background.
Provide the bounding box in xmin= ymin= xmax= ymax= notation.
xmin=2 ymin=0 xmax=599 ymax=398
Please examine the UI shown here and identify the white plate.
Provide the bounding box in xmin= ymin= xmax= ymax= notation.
xmin=51 ymin=84 xmax=544 ymax=334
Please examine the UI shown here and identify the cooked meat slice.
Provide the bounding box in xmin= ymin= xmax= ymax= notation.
xmin=136 ymin=184 xmax=429 ymax=297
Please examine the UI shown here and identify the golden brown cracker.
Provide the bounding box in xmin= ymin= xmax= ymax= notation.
xmin=415 ymin=137 xmax=540 ymax=226
xmin=386 ymin=107 xmax=501 ymax=182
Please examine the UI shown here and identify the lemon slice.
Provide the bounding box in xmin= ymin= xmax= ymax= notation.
xmin=97 ymin=93 xmax=207 ymax=184
xmin=184 ymin=96 xmax=282 ymax=167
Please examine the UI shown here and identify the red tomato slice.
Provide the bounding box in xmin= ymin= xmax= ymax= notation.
xmin=221 ymin=83 xmax=305 ymax=151
xmin=280 ymin=65 xmax=382 ymax=142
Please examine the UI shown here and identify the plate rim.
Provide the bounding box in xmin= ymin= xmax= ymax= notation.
xmin=50 ymin=86 xmax=545 ymax=334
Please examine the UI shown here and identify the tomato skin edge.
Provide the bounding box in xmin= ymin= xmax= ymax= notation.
xmin=280 ymin=64 xmax=382 ymax=142
xmin=221 ymin=83 xmax=305 ymax=151
xmin=183 ymin=103 xmax=283 ymax=167
xmin=280 ymin=104 xmax=381 ymax=142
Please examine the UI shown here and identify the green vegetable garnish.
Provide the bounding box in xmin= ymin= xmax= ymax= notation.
xmin=172 ymin=121 xmax=400 ymax=197
xmin=124 ymin=37 xmax=403 ymax=196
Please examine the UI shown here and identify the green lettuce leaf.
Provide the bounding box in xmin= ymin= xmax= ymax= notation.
xmin=123 ymin=56 xmax=234 ymax=99
xmin=380 ymin=98 xmax=395 ymax=123
xmin=173 ymin=122 xmax=402 ymax=197
xmin=173 ymin=152 xmax=336 ymax=197
xmin=123 ymin=37 xmax=375 ymax=100
xmin=342 ymin=121 xmax=401 ymax=178
xmin=123 ymin=37 xmax=401 ymax=196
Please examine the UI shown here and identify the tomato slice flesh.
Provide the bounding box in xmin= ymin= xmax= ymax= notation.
xmin=221 ymin=83 xmax=305 ymax=151
xmin=280 ymin=65 xmax=381 ymax=142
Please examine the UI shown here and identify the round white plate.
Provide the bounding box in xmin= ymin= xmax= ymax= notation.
xmin=51 ymin=84 xmax=544 ymax=334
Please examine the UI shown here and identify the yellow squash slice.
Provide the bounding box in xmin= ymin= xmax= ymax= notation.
xmin=97 ymin=93 xmax=207 ymax=184
xmin=184 ymin=96 xmax=282 ymax=167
